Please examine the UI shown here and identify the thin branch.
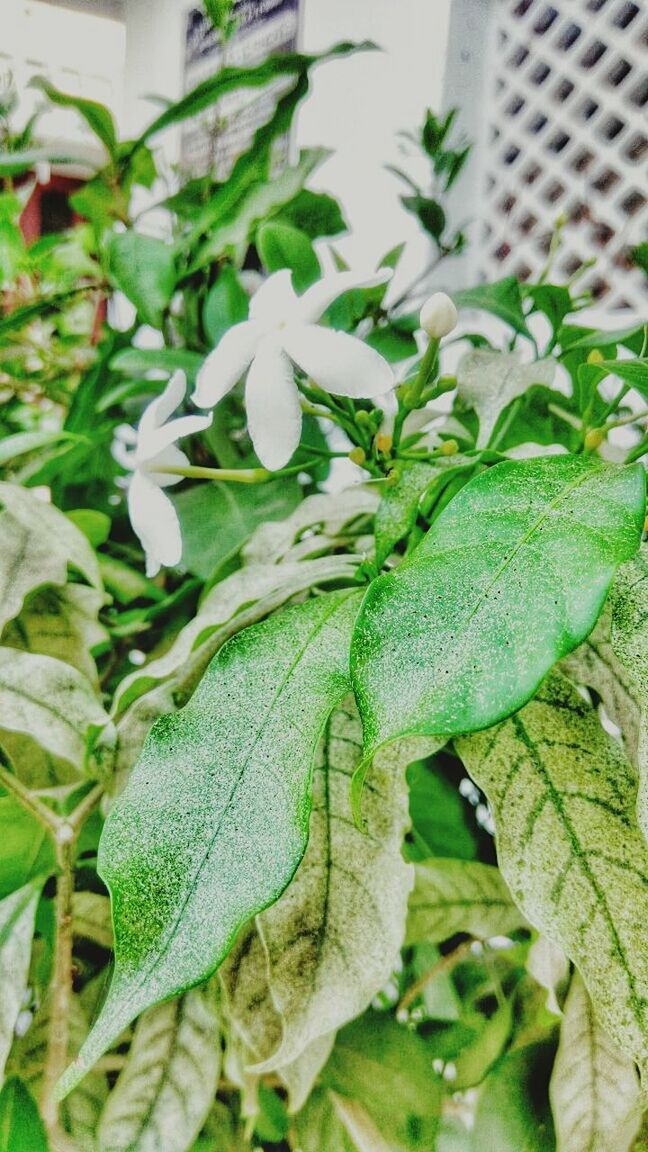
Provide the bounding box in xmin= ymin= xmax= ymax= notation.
xmin=0 ymin=756 xmax=60 ymax=833
xmin=398 ymin=939 xmax=474 ymax=1015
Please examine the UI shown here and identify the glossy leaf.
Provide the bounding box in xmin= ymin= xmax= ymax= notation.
xmin=59 ymin=590 xmax=361 ymax=1095
xmin=352 ymin=456 xmax=644 ymax=760
xmin=107 ymin=232 xmax=176 ymax=329
xmin=0 ymin=882 xmax=41 ymax=1081
xmin=0 ymin=1078 xmax=49 ymax=1152
xmin=374 ymin=461 xmax=440 ymax=567
xmin=550 ymin=972 xmax=640 ymax=1152
xmin=610 ymin=544 xmax=648 ymax=836
xmin=97 ymin=986 xmax=221 ymax=1152
xmin=456 ymin=671 xmax=648 ymax=1066
xmin=0 ymin=482 xmax=100 ymax=633
xmin=255 ymin=697 xmax=432 ymax=1072
xmin=407 ymin=859 xmax=526 ymax=945
xmin=456 ymin=349 xmax=555 ymax=448
xmin=0 ymin=649 xmax=108 ymax=773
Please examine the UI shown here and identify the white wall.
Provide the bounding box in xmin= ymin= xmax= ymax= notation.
xmin=123 ymin=0 xmax=455 ymax=287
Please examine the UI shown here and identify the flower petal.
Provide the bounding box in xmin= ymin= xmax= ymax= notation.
xmin=193 ymin=321 xmax=259 ymax=409
xmin=145 ymin=444 xmax=190 ymax=488
xmin=282 ymin=323 xmax=395 ymax=398
xmin=137 ymin=412 xmax=212 ymax=462
xmin=245 ymin=340 xmax=302 ymax=471
xmin=127 ymin=471 xmax=183 ymax=577
xmin=138 ymin=371 xmax=187 ymax=440
xmin=295 ymin=269 xmax=391 ymax=325
xmin=249 ymin=269 xmax=299 ymax=329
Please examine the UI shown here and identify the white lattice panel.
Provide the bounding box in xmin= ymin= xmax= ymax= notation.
xmin=476 ymin=0 xmax=647 ymax=310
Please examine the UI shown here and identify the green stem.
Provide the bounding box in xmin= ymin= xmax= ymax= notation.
xmin=392 ymin=338 xmax=440 ymax=451
xmin=604 ymin=407 xmax=648 ymax=431
xmin=41 ymin=837 xmax=75 ymax=1143
xmin=156 ymin=464 xmax=271 ymax=484
xmin=0 ymin=757 xmax=59 ymax=833
xmin=625 ymin=436 xmax=648 ymax=464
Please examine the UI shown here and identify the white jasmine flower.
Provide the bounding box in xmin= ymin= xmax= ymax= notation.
xmin=193 ymin=269 xmax=395 ymax=471
xmin=113 ymin=371 xmax=211 ymax=577
xmin=420 ymin=292 xmax=458 ymax=339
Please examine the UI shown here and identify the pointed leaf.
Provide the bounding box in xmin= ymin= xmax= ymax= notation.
xmin=407 ymin=858 xmax=526 ymax=945
xmin=456 ymin=350 xmax=555 ymax=448
xmin=29 ymin=76 xmax=117 ymax=156
xmin=107 ymin=232 xmax=176 ymax=329
xmin=97 ymin=986 xmax=221 ymax=1152
xmin=456 ymin=671 xmax=648 ymax=1066
xmin=0 ymin=882 xmax=41 ymax=1082
xmin=0 ymin=649 xmax=109 ymax=772
xmin=0 ymin=1079 xmax=49 ymax=1152
xmin=256 ymin=697 xmax=431 ymax=1071
xmin=550 ymin=972 xmax=640 ymax=1152
xmin=453 ymin=277 xmax=531 ymax=336
xmin=0 ymin=482 xmax=100 ymax=633
xmin=352 ymin=456 xmax=644 ymax=759
xmin=60 ymin=590 xmax=361 ymax=1095
xmin=374 ymin=462 xmax=441 ymax=567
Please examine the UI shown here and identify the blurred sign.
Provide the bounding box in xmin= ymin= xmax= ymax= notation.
xmin=182 ymin=0 xmax=301 ymax=178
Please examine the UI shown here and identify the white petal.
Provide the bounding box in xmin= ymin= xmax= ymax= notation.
xmin=249 ymin=269 xmax=299 ymax=329
xmin=138 ymin=371 xmax=187 ymax=440
xmin=245 ymin=340 xmax=302 ymax=471
xmin=295 ymin=269 xmax=392 ymax=324
xmin=145 ymin=444 xmax=190 ymax=488
xmin=193 ymin=321 xmax=260 ymax=409
xmin=127 ymin=471 xmax=183 ymax=577
xmin=282 ymin=323 xmax=395 ymax=399
xmin=137 ymin=412 xmax=212 ymax=462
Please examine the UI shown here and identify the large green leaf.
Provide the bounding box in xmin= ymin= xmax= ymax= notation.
xmin=0 ymin=649 xmax=108 ymax=774
xmin=0 ymin=482 xmax=100 ymax=633
xmin=0 ymin=796 xmax=55 ymax=900
xmin=407 ymin=858 xmax=526 ymax=945
xmin=610 ymin=544 xmax=648 ymax=837
xmin=97 ymin=986 xmax=221 ymax=1152
xmin=107 ymin=232 xmax=176 ymax=329
xmin=3 ymin=585 xmax=107 ymax=685
xmin=352 ymin=456 xmax=644 ymax=761
xmin=0 ymin=882 xmax=41 ymax=1082
xmin=471 ymin=1041 xmax=555 ymax=1152
xmin=550 ymin=972 xmax=640 ymax=1152
xmin=456 ymin=671 xmax=648 ymax=1066
xmin=254 ymin=697 xmax=433 ymax=1072
xmin=59 ymin=590 xmax=361 ymax=1096
xmin=0 ymin=1078 xmax=49 ymax=1152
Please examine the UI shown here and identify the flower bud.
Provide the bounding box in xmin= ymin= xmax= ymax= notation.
xmin=587 ymin=349 xmax=604 ymax=365
xmin=584 ymin=428 xmax=605 ymax=452
xmin=375 ymin=433 xmax=393 ymax=455
xmin=420 ymin=293 xmax=458 ymax=340
xmin=440 ymin=438 xmax=459 ymax=457
xmin=348 ymin=447 xmax=366 ymax=466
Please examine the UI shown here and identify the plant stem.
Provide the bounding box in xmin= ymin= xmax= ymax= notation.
xmin=41 ymin=836 xmax=75 ymax=1142
xmin=397 ymin=939 xmax=474 ymax=1015
xmin=69 ymin=783 xmax=104 ymax=831
xmin=626 ymin=435 xmax=648 ymax=464
xmin=155 ymin=464 xmax=271 ymax=483
xmin=0 ymin=757 xmax=59 ymax=832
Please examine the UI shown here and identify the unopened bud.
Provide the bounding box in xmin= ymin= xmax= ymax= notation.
xmin=355 ymin=410 xmax=372 ymax=427
xmin=375 ymin=433 xmax=393 ymax=455
xmin=587 ymin=349 xmax=604 ymax=365
xmin=436 ymin=375 xmax=457 ymax=394
xmin=348 ymin=447 xmax=366 ymax=466
xmin=420 ymin=292 xmax=458 ymax=340
xmin=440 ymin=438 xmax=459 ymax=456
xmin=584 ymin=428 xmax=605 ymax=452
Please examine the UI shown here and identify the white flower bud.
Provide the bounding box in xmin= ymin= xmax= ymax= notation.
xmin=420 ymin=292 xmax=458 ymax=339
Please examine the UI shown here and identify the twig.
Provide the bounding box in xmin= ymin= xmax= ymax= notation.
xmin=398 ymin=939 xmax=474 ymax=1015
xmin=41 ymin=838 xmax=75 ymax=1141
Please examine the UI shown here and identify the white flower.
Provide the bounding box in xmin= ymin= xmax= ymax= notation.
xmin=193 ymin=269 xmax=395 ymax=471
xmin=113 ymin=371 xmax=211 ymax=577
xmin=420 ymin=292 xmax=458 ymax=339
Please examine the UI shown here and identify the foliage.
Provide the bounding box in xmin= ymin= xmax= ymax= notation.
xmin=0 ymin=35 xmax=647 ymax=1152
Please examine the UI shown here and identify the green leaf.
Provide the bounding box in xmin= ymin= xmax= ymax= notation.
xmin=278 ymin=190 xmax=347 ymax=239
xmin=407 ymin=760 xmax=477 ymax=861
xmin=202 ymin=267 xmax=249 ymax=347
xmin=525 ymin=284 xmax=573 ymax=333
xmin=407 ymin=859 xmax=526 ymax=945
xmin=456 ymin=350 xmax=555 ymax=448
xmin=257 ymin=221 xmax=320 ymax=291
xmin=374 ymin=461 xmax=444 ymax=567
xmin=0 ymin=1078 xmax=49 ymax=1152
xmin=351 ymin=456 xmax=645 ymax=760
xmin=597 ymin=358 xmax=648 ymax=404
xmin=3 ymin=585 xmax=107 ymax=684
xmin=471 ymin=1041 xmax=556 ymax=1151
xmin=107 ymin=232 xmax=176 ymax=329
xmin=0 ymin=482 xmax=101 ymax=633
xmin=255 ymin=697 xmax=434 ymax=1072
xmin=610 ymin=544 xmax=648 ymax=835
xmin=550 ymin=972 xmax=640 ymax=1152
xmin=0 ymin=882 xmax=41 ymax=1081
xmin=97 ymin=986 xmax=221 ymax=1152
xmin=452 ymin=1000 xmax=514 ymax=1091
xmin=0 ymin=650 xmax=108 ymax=775
xmin=455 ymin=670 xmax=648 ymax=1066
xmin=453 ymin=277 xmax=531 ymax=337
xmin=59 ymin=590 xmax=361 ymax=1095
xmin=173 ymin=477 xmax=301 ymax=581
xmin=402 ymin=194 xmax=446 ymax=241
xmin=322 ymin=1013 xmax=443 ymax=1151
xmin=295 ymin=1088 xmax=356 ymax=1152
xmin=29 ymin=76 xmax=117 ymax=157
xmin=72 ymin=892 xmax=113 ymax=951
xmin=0 ymin=796 xmax=55 ymax=900
xmin=365 ymin=325 xmax=418 ymax=363
xmin=109 ymin=347 xmax=203 ymax=381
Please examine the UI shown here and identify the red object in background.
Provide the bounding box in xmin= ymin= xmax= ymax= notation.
xmin=19 ymin=174 xmax=84 ymax=243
